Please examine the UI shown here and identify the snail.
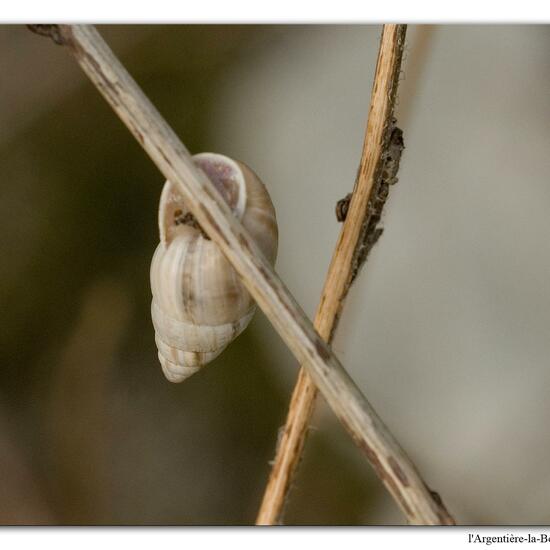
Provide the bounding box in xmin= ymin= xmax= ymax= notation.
xmin=150 ymin=153 xmax=278 ymax=383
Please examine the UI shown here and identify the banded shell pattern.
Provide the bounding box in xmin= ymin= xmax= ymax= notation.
xmin=150 ymin=153 xmax=278 ymax=382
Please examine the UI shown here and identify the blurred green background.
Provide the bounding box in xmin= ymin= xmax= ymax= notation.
xmin=1 ymin=25 xmax=549 ymax=525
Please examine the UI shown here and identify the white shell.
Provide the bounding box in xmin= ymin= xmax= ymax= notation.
xmin=150 ymin=153 xmax=278 ymax=382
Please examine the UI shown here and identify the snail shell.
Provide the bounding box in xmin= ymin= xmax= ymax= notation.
xmin=150 ymin=153 xmax=278 ymax=382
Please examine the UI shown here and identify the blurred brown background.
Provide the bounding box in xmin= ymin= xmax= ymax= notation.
xmin=0 ymin=25 xmax=549 ymax=525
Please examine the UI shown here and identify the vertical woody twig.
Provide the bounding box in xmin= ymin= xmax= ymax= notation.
xmin=257 ymin=25 xmax=421 ymax=525
xmin=28 ymin=24 xmax=455 ymax=525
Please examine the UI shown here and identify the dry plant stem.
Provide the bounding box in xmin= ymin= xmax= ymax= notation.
xmin=257 ymin=25 xmax=444 ymax=525
xmin=30 ymin=24 xmax=454 ymax=525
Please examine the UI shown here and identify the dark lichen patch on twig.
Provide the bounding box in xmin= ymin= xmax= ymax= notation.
xmin=337 ymin=119 xmax=404 ymax=286
xmin=27 ymin=24 xmax=66 ymax=46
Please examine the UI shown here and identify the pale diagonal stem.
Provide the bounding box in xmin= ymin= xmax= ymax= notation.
xmin=29 ymin=24 xmax=455 ymax=525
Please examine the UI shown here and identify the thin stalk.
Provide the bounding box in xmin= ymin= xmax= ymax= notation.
xmin=257 ymin=25 xmax=421 ymax=525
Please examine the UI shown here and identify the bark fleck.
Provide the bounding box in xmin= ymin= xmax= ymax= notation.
xmin=336 ymin=120 xmax=405 ymax=286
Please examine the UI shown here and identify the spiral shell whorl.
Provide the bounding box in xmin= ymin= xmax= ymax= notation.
xmin=150 ymin=153 xmax=278 ymax=382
